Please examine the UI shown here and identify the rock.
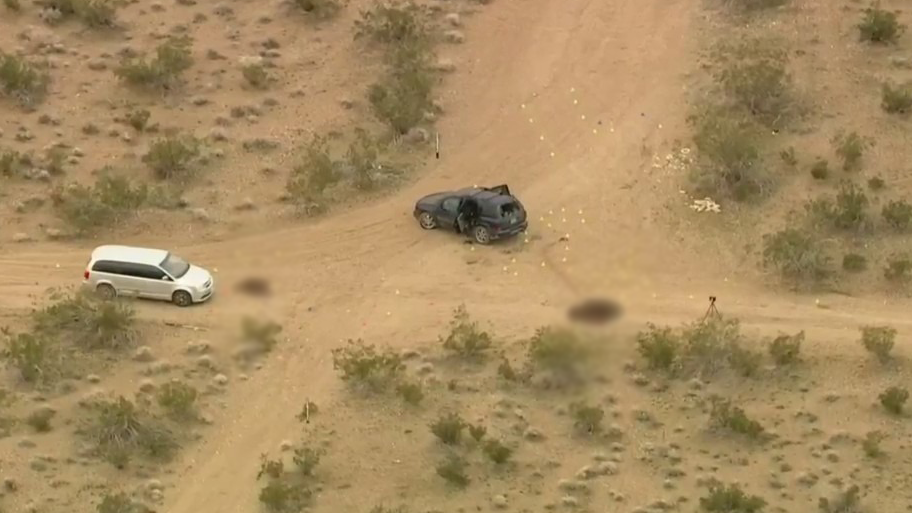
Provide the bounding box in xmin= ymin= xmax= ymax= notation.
xmin=196 ymin=355 xmax=217 ymax=370
xmin=523 ymin=426 xmax=545 ymax=441
xmin=213 ymin=373 xmax=228 ymax=386
xmin=209 ymin=127 xmax=228 ymax=141
xmin=444 ymin=13 xmax=461 ymax=26
xmin=431 ymin=58 xmax=456 ymax=72
xmin=12 ymin=233 xmax=33 ymax=243
xmin=133 ymin=346 xmax=155 ymax=362
xmin=404 ymin=127 xmax=429 ymax=144
xmin=86 ymin=374 xmax=101 ymax=384
xmin=190 ymin=208 xmax=210 ymax=222
xmin=560 ymin=496 xmax=579 ymax=508
xmin=492 ymin=495 xmax=508 ymax=509
xmin=339 ymin=97 xmax=355 ymax=109
xmin=186 ymin=340 xmax=211 ymax=354
xmin=279 ymin=440 xmax=293 ymax=451
xmin=146 ymin=479 xmax=164 ymax=492
xmin=138 ymin=379 xmax=156 ymax=393
xmin=444 ymin=30 xmax=465 ymax=44
xmin=235 ymin=197 xmax=256 ymax=211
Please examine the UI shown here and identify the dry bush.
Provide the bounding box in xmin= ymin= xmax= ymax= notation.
xmin=810 ymin=158 xmax=829 ymax=180
xmin=292 ymin=0 xmax=341 ymax=19
xmin=482 ymin=439 xmax=513 ymax=464
xmin=3 ymin=0 xmax=21 ymax=10
xmin=142 ymin=135 xmax=202 ymax=181
xmin=32 ymin=289 xmax=136 ymax=350
xmin=354 ymin=0 xmax=433 ymax=47
xmin=241 ymin=317 xmax=282 ymax=354
xmin=842 ymin=253 xmax=868 ymax=273
xmin=52 ymin=174 xmax=149 ymax=235
xmin=882 ymin=199 xmax=912 ymax=231
xmin=26 ymin=407 xmax=55 ymax=432
xmin=441 ymin=305 xmax=493 ymax=359
xmin=1 ymin=330 xmax=59 ymax=384
xmin=347 ymin=128 xmax=382 ymax=191
xmin=862 ymin=431 xmax=885 ymax=458
xmin=85 ymin=396 xmax=177 ymax=467
xmin=879 ymin=386 xmax=908 ymax=415
xmin=114 ymin=37 xmax=193 ymax=90
xmin=395 ymin=381 xmax=424 ymax=405
xmin=37 ymin=0 xmax=118 ymax=27
xmin=722 ymin=0 xmax=787 ymax=12
xmin=884 ymin=254 xmax=912 ymax=284
xmin=292 ymin=445 xmax=323 ymax=475
xmin=436 ymin=453 xmax=470 ymax=487
xmin=858 ymin=3 xmax=904 ymax=44
xmin=881 ymin=82 xmax=912 ymax=114
xmin=713 ymin=38 xmax=795 ymax=129
xmin=286 ymin=134 xmax=340 ymax=211
xmin=258 ymin=480 xmax=312 ymax=512
xmin=700 ymin=482 xmax=767 ymax=512
xmin=126 ymin=109 xmax=151 ymax=131
xmin=636 ymin=324 xmax=679 ymax=371
xmin=709 ymin=397 xmax=766 ymax=440
xmin=831 ymin=131 xmax=871 ymax=171
xmin=859 ymin=325 xmax=895 ymax=363
xmin=241 ymin=63 xmax=270 ymax=89
xmin=156 ymin=380 xmax=199 ymax=421
xmin=570 ymin=402 xmax=604 ymax=434
xmin=768 ymin=331 xmax=803 ymax=365
xmin=97 ymin=492 xmax=151 ymax=513
xmin=0 ymin=148 xmax=31 ymax=177
xmin=818 ymin=485 xmax=862 ymax=513
xmin=804 ymin=181 xmax=869 ymax=232
xmin=689 ymin=107 xmax=768 ymax=201
xmin=430 ymin=412 xmax=467 ymax=445
xmin=0 ymin=52 xmax=50 ymax=108
xmin=331 ymin=339 xmax=404 ymax=392
xmin=761 ymin=228 xmax=831 ymax=284
xmin=526 ymin=326 xmax=591 ymax=384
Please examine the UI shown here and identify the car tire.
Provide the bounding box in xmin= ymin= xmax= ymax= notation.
xmin=96 ymin=283 xmax=116 ymax=300
xmin=418 ymin=212 xmax=437 ymax=230
xmin=472 ymin=226 xmax=491 ymax=245
xmin=172 ymin=290 xmax=193 ymax=307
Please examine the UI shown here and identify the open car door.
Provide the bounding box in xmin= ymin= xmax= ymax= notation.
xmin=483 ymin=184 xmax=511 ymax=196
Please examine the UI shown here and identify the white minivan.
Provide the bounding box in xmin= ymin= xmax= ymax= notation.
xmin=82 ymin=245 xmax=215 ymax=307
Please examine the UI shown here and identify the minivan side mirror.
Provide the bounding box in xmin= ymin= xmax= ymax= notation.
xmin=161 ymin=276 xmax=172 ymax=281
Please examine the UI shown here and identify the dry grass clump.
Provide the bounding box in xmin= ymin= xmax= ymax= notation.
xmin=440 ymin=304 xmax=493 ymax=360
xmin=0 ymin=52 xmax=50 ymax=108
xmin=256 ymin=444 xmax=323 ymax=512
xmin=83 ymin=396 xmax=178 ymax=467
xmin=114 ymin=37 xmax=193 ymax=90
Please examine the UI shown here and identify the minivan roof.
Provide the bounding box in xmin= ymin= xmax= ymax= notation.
xmin=90 ymin=245 xmax=169 ymax=266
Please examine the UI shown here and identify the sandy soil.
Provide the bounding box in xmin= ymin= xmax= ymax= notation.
xmin=1 ymin=0 xmax=911 ymax=512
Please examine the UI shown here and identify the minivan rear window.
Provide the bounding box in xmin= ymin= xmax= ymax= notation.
xmin=160 ymin=253 xmax=191 ymax=278
xmin=499 ymin=201 xmax=522 ymax=218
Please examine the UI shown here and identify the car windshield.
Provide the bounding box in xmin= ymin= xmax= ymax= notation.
xmin=160 ymin=253 xmax=191 ymax=278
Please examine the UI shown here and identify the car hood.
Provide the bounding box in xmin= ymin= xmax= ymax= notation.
xmin=416 ymin=192 xmax=449 ymax=207
xmin=176 ymin=264 xmax=212 ymax=287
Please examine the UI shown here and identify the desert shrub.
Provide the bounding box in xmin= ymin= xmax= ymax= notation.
xmin=293 ymin=0 xmax=341 ymax=19
xmin=441 ymin=305 xmax=493 ymax=359
xmin=44 ymin=146 xmax=67 ymax=175
xmin=292 ymin=445 xmax=322 ymax=475
xmin=636 ymin=324 xmax=679 ymax=371
xmin=809 ymin=159 xmax=829 ymax=180
xmin=727 ymin=343 xmax=763 ymax=377
xmin=882 ymin=199 xmax=912 ymax=231
xmin=87 ymin=396 xmax=177 ymax=465
xmin=497 ymin=356 xmax=521 ymax=382
xmin=881 ymin=82 xmax=912 ymax=114
xmin=331 ymin=339 xmax=404 ymax=392
xmin=368 ymin=47 xmax=435 ymax=134
xmin=818 ymin=485 xmax=861 ymax=513
xmin=354 ymin=0 xmax=432 ymax=48
xmin=842 ymin=253 xmax=867 ymax=273
xmin=468 ymin=424 xmax=486 ymax=442
xmin=831 ymin=131 xmax=870 ymax=171
xmin=3 ymin=0 xmax=21 ymax=10
xmin=287 ymin=135 xmax=340 ymax=207
xmin=700 ymin=482 xmax=766 ymax=513
xmin=859 ymin=325 xmax=895 ymax=363
xmin=2 ymin=330 xmax=57 ymax=383
xmin=482 ymin=439 xmax=513 ymax=464
xmin=858 ymin=4 xmax=904 ymax=44
xmin=156 ymin=381 xmax=198 ymax=420
xmin=240 ymin=317 xmax=282 ymax=353
xmin=396 ymin=381 xmax=424 ymax=405
xmin=526 ymin=326 xmax=590 ymax=381
xmin=779 ymin=146 xmax=797 ymax=166
xmin=33 ymin=290 xmax=136 ymax=350
xmin=257 ymin=455 xmax=285 ymax=480
xmin=258 ymin=480 xmax=312 ymax=512
xmin=868 ymin=176 xmax=885 ymax=190
xmin=26 ymin=407 xmax=55 ymax=432
xmin=768 ymin=331 xmax=803 ymax=365
xmin=430 ymin=412 xmax=467 ymax=445
xmin=126 ymin=109 xmax=151 ymax=131
xmin=97 ymin=492 xmax=149 ymax=513
xmin=862 ymin=431 xmax=885 ymax=458
xmin=52 ymin=174 xmax=149 ymax=235
xmin=142 ymin=135 xmax=201 ymax=181
xmin=679 ymin=316 xmax=743 ymax=377
xmin=241 ymin=64 xmax=269 ymax=89
xmin=436 ymin=454 xmax=469 ymax=487
xmin=879 ymin=386 xmax=908 ymax=415
xmin=114 ymin=37 xmax=193 ymax=90
xmin=689 ymin=109 xmax=766 ymax=201
xmin=805 ymin=182 xmax=868 ymax=232
xmin=347 ymin=128 xmax=381 ymax=190
xmin=0 ymin=149 xmax=31 ymax=177
xmin=570 ymin=402 xmax=604 ymax=434
xmin=762 ymin=228 xmax=831 ymax=283
xmin=884 ymin=255 xmax=912 ymax=283
xmin=0 ymin=52 xmax=50 ymax=107
xmin=714 ymin=38 xmax=793 ymax=128
xmin=709 ymin=397 xmax=765 ymax=439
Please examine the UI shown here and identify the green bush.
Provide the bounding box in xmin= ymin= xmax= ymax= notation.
xmin=468 ymin=423 xmax=486 ymax=442
xmin=156 ymin=381 xmax=198 ymax=420
xmin=114 ymin=37 xmax=193 ymax=90
xmin=26 ymin=407 xmax=55 ymax=432
xmin=831 ymin=131 xmax=870 ymax=171
xmin=679 ymin=316 xmax=743 ymax=377
xmin=700 ymin=482 xmax=766 ymax=513
xmin=858 ymin=4 xmax=904 ymax=44
xmin=368 ymin=46 xmax=435 ymax=134
xmin=97 ymin=492 xmax=148 ymax=513
xmin=0 ymin=52 xmax=50 ymax=107
xmin=0 ymin=149 xmax=31 ymax=177
xmin=805 ymin=182 xmax=869 ymax=231
xmin=142 ymin=135 xmax=202 ymax=181
xmin=881 ymin=82 xmax=912 ymax=114
xmin=396 ymin=381 xmax=424 ymax=405
xmin=636 ymin=324 xmax=679 ymax=371
xmin=2 ymin=331 xmax=56 ymax=383
xmin=51 ymin=174 xmax=149 ymax=235
xmin=331 ymin=339 xmax=404 ymax=392
xmin=286 ymin=135 xmax=340 ymax=208
xmin=430 ymin=412 xmax=467 ymax=445
xmin=126 ymin=109 xmax=151 ymax=131
xmin=879 ymin=386 xmax=908 ymax=415
xmin=862 ymin=431 xmax=885 ymax=458
xmin=860 ymin=325 xmax=895 ymax=363
xmin=842 ymin=253 xmax=867 ymax=273
xmin=690 ymin=108 xmax=767 ymax=201
xmin=882 ymin=199 xmax=912 ymax=231
xmin=347 ymin=128 xmax=381 ymax=191
xmin=709 ymin=397 xmax=765 ymax=439
xmin=33 ymin=290 xmax=136 ymax=350
xmin=441 ymin=305 xmax=493 ymax=359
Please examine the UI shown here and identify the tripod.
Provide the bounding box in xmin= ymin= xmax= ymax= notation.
xmin=701 ymin=296 xmax=721 ymax=322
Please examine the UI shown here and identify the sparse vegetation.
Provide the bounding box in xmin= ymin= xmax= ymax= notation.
xmin=860 ymin=325 xmax=895 ymax=363
xmin=241 ymin=64 xmax=270 ymax=89
xmin=32 ymin=289 xmax=136 ymax=350
xmin=768 ymin=331 xmax=803 ymax=365
xmin=97 ymin=492 xmax=149 ymax=513
xmin=482 ymin=439 xmax=513 ymax=464
xmin=396 ymin=381 xmax=424 ymax=405
xmin=526 ymin=326 xmax=590 ymax=383
xmin=258 ymin=479 xmax=312 ymax=512
xmin=709 ymin=397 xmax=766 ymax=440
xmin=636 ymin=324 xmax=679 ymax=371
xmin=114 ymin=37 xmax=193 ymax=90
xmin=842 ymin=253 xmax=867 ymax=273
xmin=85 ymin=396 xmax=177 ymax=466
xmin=441 ymin=305 xmax=493 ymax=359
xmin=858 ymin=3 xmax=904 ymax=44
xmin=287 ymin=134 xmax=340 ymax=212
xmin=700 ymin=482 xmax=767 ymax=513
xmin=831 ymin=131 xmax=870 ymax=171
xmin=331 ymin=339 xmax=404 ymax=392
xmin=879 ymin=386 xmax=908 ymax=415
xmin=2 ymin=330 xmax=57 ymax=383
xmin=810 ymin=159 xmax=829 ymax=180
xmin=762 ymin=228 xmax=831 ymax=283
xmin=436 ymin=453 xmax=469 ymax=487
xmin=570 ymin=402 xmax=604 ymax=434
xmin=240 ymin=317 xmax=282 ymax=354
xmin=51 ymin=174 xmax=150 ymax=235
xmin=0 ymin=52 xmax=50 ymax=108
xmin=884 ymin=254 xmax=912 ymax=283
xmin=430 ymin=412 xmax=467 ymax=445
xmin=25 ymin=406 xmax=55 ymax=432
xmin=156 ymin=381 xmax=199 ymax=421
xmin=805 ymin=182 xmax=869 ymax=232
xmin=883 ymin=199 xmax=912 ymax=231
xmin=292 ymin=445 xmax=323 ymax=475
xmin=347 ymin=128 xmax=381 ymax=191
xmin=881 ymin=82 xmax=912 ymax=114
xmin=3 ymin=0 xmax=21 ymax=11
xmin=142 ymin=135 xmax=202 ymax=181
xmin=862 ymin=431 xmax=885 ymax=458
xmin=37 ymin=0 xmax=119 ymax=27
xmin=818 ymin=485 xmax=862 ymax=513
xmin=293 ymin=0 xmax=341 ymax=19
xmin=713 ymin=38 xmax=794 ymax=129
xmin=689 ymin=108 xmax=767 ymax=201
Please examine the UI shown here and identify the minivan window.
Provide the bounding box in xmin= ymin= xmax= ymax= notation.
xmin=499 ymin=201 xmax=521 ymax=218
xmin=92 ymin=260 xmax=123 ymax=274
xmin=160 ymin=253 xmax=191 ymax=278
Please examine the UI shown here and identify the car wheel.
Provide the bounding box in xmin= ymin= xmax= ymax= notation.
xmin=418 ymin=212 xmax=437 ymax=230
xmin=473 ymin=226 xmax=491 ymax=245
xmin=172 ymin=290 xmax=193 ymax=307
xmin=96 ymin=283 xmax=116 ymax=300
